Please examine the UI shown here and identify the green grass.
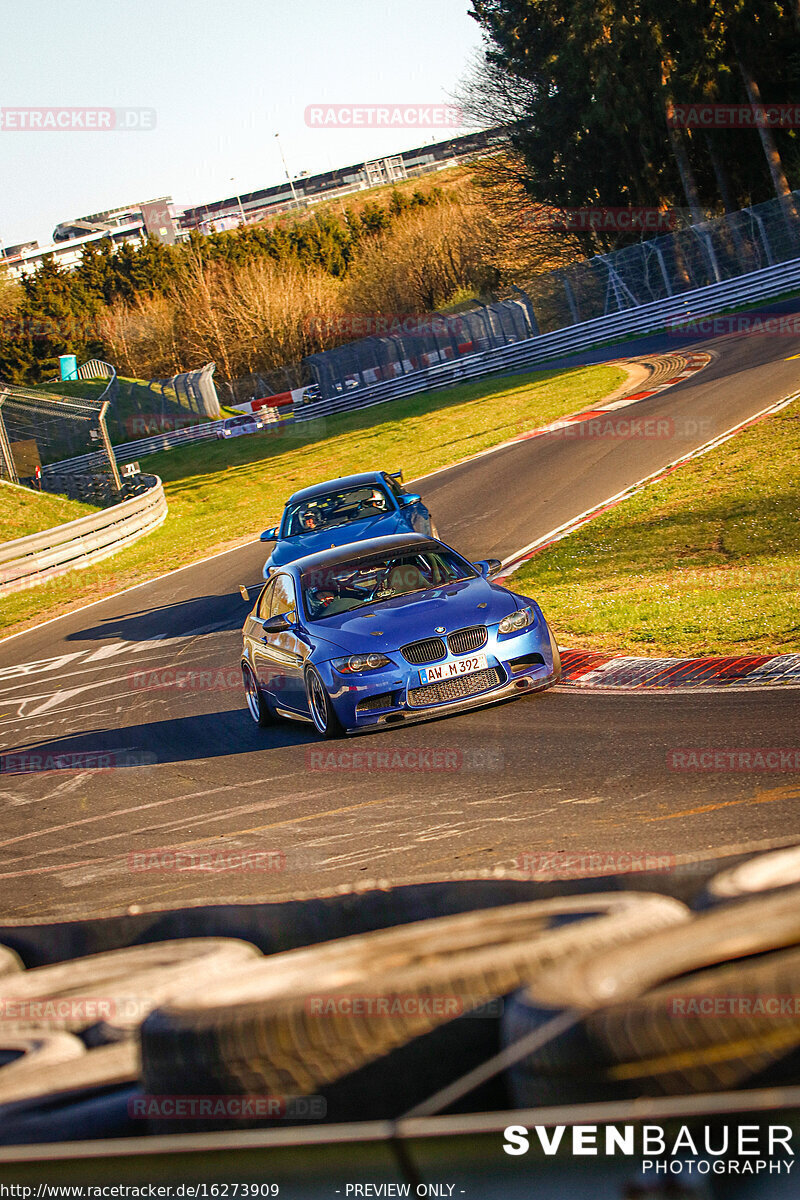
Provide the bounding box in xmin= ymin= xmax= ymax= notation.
xmin=513 ymin=400 xmax=800 ymax=656
xmin=0 ymin=363 xmax=623 ymax=636
xmin=0 ymin=482 xmax=99 ymax=542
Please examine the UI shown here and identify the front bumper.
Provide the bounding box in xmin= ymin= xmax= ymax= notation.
xmin=321 ymin=618 xmax=561 ymax=733
xmin=363 ymin=666 xmax=559 ymax=731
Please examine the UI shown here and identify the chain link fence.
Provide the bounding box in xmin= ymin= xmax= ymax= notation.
xmin=304 ymin=298 xmax=537 ymax=400
xmin=525 ymin=192 xmax=800 ymax=333
xmin=0 ymin=384 xmax=122 ymax=503
xmin=303 ymin=191 xmax=800 ymax=398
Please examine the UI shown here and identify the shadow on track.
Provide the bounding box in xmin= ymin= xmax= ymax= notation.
xmin=0 ymin=707 xmax=322 ymax=771
xmin=63 ymin=587 xmax=262 ymax=645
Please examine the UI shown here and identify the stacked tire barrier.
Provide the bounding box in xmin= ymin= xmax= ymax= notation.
xmin=1 ymin=848 xmax=800 ymax=1149
xmin=0 ymin=473 xmax=167 ymax=595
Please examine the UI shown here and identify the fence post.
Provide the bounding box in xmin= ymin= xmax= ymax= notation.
xmin=98 ymin=401 xmax=122 ymax=493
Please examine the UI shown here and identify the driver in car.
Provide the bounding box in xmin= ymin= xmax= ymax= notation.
xmin=306 ymin=587 xmax=337 ymax=617
xmin=300 ymin=508 xmax=320 ymax=531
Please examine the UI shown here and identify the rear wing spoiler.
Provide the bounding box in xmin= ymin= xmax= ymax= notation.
xmin=389 ymin=470 xmax=403 ymax=484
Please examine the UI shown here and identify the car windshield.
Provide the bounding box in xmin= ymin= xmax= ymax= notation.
xmin=283 ymin=484 xmax=393 ymax=537
xmin=301 ymin=548 xmax=477 ymax=620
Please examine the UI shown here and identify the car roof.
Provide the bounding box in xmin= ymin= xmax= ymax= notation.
xmin=286 ymin=533 xmax=439 ymax=574
xmin=286 ymin=472 xmax=389 ymax=505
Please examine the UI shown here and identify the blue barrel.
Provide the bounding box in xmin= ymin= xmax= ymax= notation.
xmin=59 ymin=354 xmax=78 ymax=381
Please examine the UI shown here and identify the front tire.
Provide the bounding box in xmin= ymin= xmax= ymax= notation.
xmin=305 ymin=666 xmax=345 ymax=739
xmin=242 ymin=663 xmax=274 ymax=727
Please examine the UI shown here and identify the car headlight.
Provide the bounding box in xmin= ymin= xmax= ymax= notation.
xmin=332 ymin=653 xmax=392 ymax=674
xmin=498 ymin=606 xmax=535 ymax=635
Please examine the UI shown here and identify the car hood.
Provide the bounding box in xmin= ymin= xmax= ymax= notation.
xmin=308 ymin=578 xmax=519 ymax=655
xmin=267 ymin=511 xmax=409 ymax=568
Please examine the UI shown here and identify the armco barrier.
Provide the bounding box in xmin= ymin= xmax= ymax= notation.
xmin=0 ymin=474 xmax=167 ymax=594
xmin=294 ymin=252 xmax=800 ymax=422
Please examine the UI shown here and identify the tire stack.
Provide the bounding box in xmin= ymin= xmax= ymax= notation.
xmin=138 ymin=892 xmax=687 ymax=1129
xmin=3 ymin=848 xmax=800 ymax=1143
xmin=0 ymin=939 xmax=262 ymax=1143
xmin=503 ymin=880 xmax=800 ymax=1106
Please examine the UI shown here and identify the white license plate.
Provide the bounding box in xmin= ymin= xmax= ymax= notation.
xmin=420 ymin=654 xmax=488 ymax=684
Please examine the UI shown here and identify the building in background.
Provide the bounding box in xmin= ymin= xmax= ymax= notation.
xmin=0 ymin=128 xmax=504 ymax=277
xmin=179 ymin=128 xmax=505 ymax=233
xmin=1 ymin=197 xmax=177 ymax=279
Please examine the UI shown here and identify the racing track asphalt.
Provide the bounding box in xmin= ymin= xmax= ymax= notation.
xmin=0 ymin=318 xmax=798 ymax=919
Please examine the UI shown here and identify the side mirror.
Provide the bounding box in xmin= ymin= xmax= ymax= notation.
xmin=260 ymin=527 xmax=278 ymax=542
xmin=262 ymin=613 xmax=292 ymax=633
xmin=400 ymin=493 xmax=421 ymax=507
xmin=473 ymin=558 xmax=502 ymax=578
xmin=239 ymin=584 xmax=250 ymax=602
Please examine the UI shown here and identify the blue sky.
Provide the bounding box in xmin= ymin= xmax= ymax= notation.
xmin=0 ymin=0 xmax=486 ymax=247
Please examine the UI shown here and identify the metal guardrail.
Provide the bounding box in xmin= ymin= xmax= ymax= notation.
xmin=291 ymin=252 xmax=800 ymax=422
xmin=0 ymin=474 xmax=167 ymax=594
xmin=42 ymin=409 xmax=285 ymax=476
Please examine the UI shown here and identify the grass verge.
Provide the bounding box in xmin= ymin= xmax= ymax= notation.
xmin=513 ymin=399 xmax=800 ymax=656
xmin=0 ymin=363 xmax=624 ymax=637
xmin=0 ymin=482 xmax=99 ymax=541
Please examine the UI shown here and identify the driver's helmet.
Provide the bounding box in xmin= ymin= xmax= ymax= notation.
xmin=300 ymin=508 xmax=319 ymax=530
xmin=308 ymin=587 xmax=336 ymax=615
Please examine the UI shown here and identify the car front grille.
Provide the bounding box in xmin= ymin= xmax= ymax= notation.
xmin=401 ymin=637 xmax=447 ymax=665
xmin=447 ymin=625 xmax=487 ymax=655
xmin=407 ymin=666 xmax=504 ymax=708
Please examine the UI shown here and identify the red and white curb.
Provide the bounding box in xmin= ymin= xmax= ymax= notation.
xmin=557 ymin=649 xmax=800 ymax=691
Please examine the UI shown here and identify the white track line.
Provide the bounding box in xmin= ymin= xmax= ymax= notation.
xmin=498 ymin=387 xmax=800 ymax=577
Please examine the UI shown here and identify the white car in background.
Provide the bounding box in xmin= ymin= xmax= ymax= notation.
xmin=216 ymin=414 xmax=267 ymax=440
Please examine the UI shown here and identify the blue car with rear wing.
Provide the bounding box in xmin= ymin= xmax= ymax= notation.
xmin=240 ymin=533 xmax=560 ymax=737
xmin=259 ymin=471 xmax=437 ymax=578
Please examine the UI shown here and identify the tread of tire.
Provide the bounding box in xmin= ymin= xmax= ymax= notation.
xmin=141 ymin=892 xmax=687 ymax=1104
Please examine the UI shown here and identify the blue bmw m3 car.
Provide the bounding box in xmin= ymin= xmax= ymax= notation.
xmin=259 ymin=471 xmax=438 ymax=578
xmin=240 ymin=533 xmax=561 ymax=737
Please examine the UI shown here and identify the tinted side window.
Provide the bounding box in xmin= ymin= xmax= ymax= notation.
xmin=382 ymin=473 xmax=403 ymax=498
xmin=270 ymin=574 xmax=296 ymax=618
